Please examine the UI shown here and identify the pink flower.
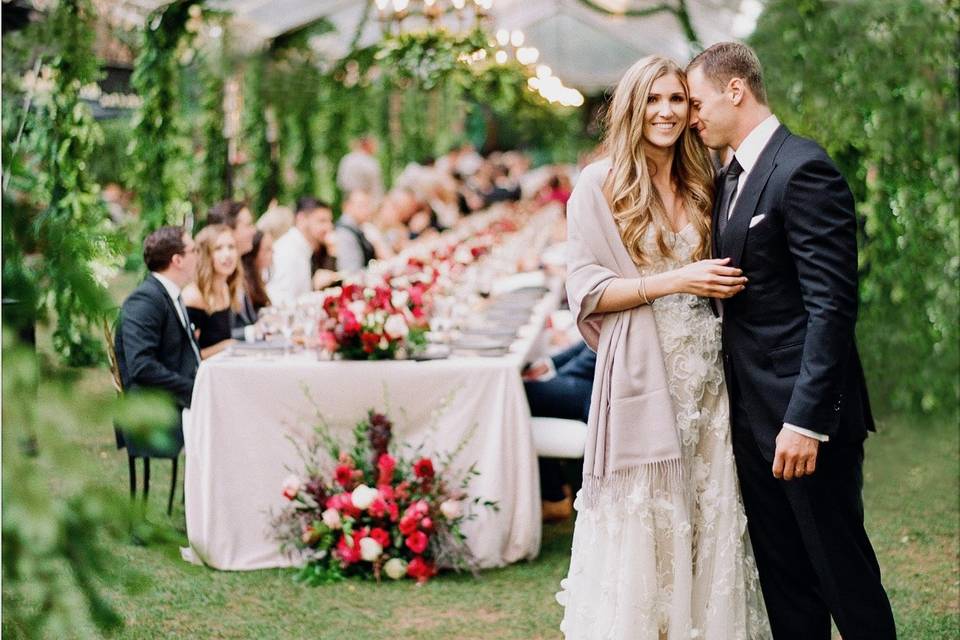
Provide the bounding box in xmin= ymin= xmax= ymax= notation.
xmin=340 ymin=309 xmax=361 ymax=334
xmin=336 ymin=534 xmax=361 ymax=565
xmin=361 ymin=331 xmax=381 ymax=353
xmin=399 ymin=515 xmax=419 ymax=536
xmin=377 ymin=483 xmax=395 ymax=502
xmin=387 ymin=502 xmax=400 ymax=522
xmin=377 ymin=454 xmax=396 ymax=485
xmin=368 ymin=497 xmax=388 ymax=519
xmin=405 ymin=530 xmax=429 ymax=554
xmin=319 ymin=330 xmax=338 ymax=352
xmin=420 ymin=517 xmax=433 ymax=532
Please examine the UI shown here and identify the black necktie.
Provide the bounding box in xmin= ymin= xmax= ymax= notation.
xmin=717 ymin=157 xmax=744 ymax=237
xmin=177 ymin=294 xmax=202 ymax=364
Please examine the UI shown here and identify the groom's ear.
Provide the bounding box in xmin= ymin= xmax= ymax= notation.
xmin=728 ymin=78 xmax=746 ymax=106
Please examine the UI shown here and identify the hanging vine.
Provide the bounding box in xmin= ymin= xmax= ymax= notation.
xmin=199 ymin=23 xmax=229 ymax=206
xmin=129 ymin=1 xmax=203 ymax=232
xmin=2 ymin=0 xmax=123 ymax=366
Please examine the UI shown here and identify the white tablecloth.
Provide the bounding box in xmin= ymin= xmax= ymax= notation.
xmin=183 ymin=286 xmax=559 ymax=571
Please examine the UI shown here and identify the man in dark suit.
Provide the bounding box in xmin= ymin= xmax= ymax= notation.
xmin=687 ymin=42 xmax=895 ymax=639
xmin=115 ymin=226 xmax=201 ymax=458
xmin=523 ymin=341 xmax=596 ymax=519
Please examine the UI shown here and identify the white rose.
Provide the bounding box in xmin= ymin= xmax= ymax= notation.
xmin=391 ymin=290 xmax=410 ymax=309
xmin=321 ymin=508 xmax=342 ymax=530
xmin=359 ymin=537 xmax=383 ymax=562
xmin=383 ymin=557 xmax=408 ymax=580
xmin=351 ymin=484 xmax=378 ymax=510
xmin=384 ymin=314 xmax=409 ymax=339
xmin=348 ymin=300 xmax=367 ymax=318
xmin=440 ymin=499 xmax=462 ymax=520
xmin=281 ymin=474 xmax=301 ymax=500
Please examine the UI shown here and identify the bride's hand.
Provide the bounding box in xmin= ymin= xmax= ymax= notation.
xmin=673 ymin=258 xmax=747 ymax=298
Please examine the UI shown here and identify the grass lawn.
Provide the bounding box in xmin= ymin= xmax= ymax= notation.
xmin=47 ymin=361 xmax=958 ymax=639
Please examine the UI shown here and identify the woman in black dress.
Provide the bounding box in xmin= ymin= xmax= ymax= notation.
xmin=182 ymin=224 xmax=243 ymax=358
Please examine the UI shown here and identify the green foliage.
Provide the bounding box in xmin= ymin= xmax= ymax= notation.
xmin=751 ymin=0 xmax=959 ymax=415
xmin=199 ymin=51 xmax=228 ymax=206
xmin=1 ymin=0 xmax=123 ymax=367
xmin=129 ymin=1 xmax=201 ymax=232
xmin=1 ymin=334 xmax=176 ymax=638
xmin=241 ymin=52 xmax=277 ymax=215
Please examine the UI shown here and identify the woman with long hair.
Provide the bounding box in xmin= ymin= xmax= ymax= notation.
xmin=558 ymin=56 xmax=771 ymax=638
xmin=241 ymin=230 xmax=273 ymax=312
xmin=182 ymin=224 xmax=243 ymax=359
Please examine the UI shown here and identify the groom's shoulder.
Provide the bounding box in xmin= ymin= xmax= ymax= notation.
xmin=778 ymin=130 xmax=834 ymax=168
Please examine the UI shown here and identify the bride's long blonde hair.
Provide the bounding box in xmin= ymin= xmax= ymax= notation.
xmin=603 ymin=55 xmax=715 ymax=265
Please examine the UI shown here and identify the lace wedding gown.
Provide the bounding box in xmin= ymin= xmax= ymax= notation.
xmin=557 ymin=223 xmax=771 ymax=639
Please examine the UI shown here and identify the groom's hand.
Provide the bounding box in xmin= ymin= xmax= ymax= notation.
xmin=772 ymin=428 xmax=819 ymax=481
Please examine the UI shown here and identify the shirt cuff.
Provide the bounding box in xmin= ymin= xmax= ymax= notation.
xmin=783 ymin=423 xmax=830 ymax=442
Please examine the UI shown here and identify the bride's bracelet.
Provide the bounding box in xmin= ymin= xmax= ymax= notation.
xmin=637 ymin=277 xmax=651 ymax=306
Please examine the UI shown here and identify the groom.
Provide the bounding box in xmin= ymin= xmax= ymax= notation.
xmin=686 ymin=43 xmax=896 ymax=639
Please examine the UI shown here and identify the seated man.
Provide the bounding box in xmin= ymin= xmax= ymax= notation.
xmin=523 ymin=341 xmax=596 ymax=520
xmin=115 ymin=226 xmax=201 ymax=458
xmin=334 ymin=190 xmax=377 ymax=274
xmin=267 ymin=197 xmax=334 ymax=305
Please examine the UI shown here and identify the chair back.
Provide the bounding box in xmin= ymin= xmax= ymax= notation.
xmin=102 ymin=316 xmax=123 ymax=396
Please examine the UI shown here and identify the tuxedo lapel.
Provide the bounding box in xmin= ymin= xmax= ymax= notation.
xmin=146 ymin=275 xmax=195 ymax=344
xmin=721 ymin=125 xmax=791 ymax=267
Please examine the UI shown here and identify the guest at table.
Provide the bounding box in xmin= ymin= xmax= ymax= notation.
xmin=115 ymin=226 xmax=200 ymax=457
xmin=182 ymin=224 xmax=241 ymax=358
xmin=241 ymin=230 xmax=273 ymax=313
xmin=268 ymin=196 xmax=334 ymax=305
xmin=334 ymin=189 xmax=378 ymax=274
xmin=337 ymin=135 xmax=383 ymax=203
xmin=256 ymin=200 xmax=294 ymax=241
xmin=205 ymin=199 xmax=258 ymax=336
xmin=523 ymin=341 xmax=596 ymax=521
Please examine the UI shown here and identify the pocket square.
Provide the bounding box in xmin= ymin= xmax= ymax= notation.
xmin=748 ymin=213 xmax=767 ymax=229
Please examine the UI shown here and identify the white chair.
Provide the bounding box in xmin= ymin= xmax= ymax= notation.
xmin=531 ymin=417 xmax=588 ymax=459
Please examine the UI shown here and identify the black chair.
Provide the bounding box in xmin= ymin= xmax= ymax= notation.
xmin=104 ymin=318 xmax=180 ymax=516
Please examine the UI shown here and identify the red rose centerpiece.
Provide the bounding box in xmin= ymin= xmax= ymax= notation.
xmin=272 ymin=410 xmax=494 ymax=585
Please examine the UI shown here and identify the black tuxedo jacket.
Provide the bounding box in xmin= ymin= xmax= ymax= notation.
xmin=715 ymin=124 xmax=874 ymax=460
xmin=114 ymin=275 xmax=199 ymax=455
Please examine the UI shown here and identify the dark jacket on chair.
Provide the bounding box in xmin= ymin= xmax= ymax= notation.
xmin=114 ymin=274 xmax=199 ymax=458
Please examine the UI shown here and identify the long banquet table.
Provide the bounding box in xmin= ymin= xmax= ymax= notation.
xmin=182 ymin=282 xmax=560 ymax=571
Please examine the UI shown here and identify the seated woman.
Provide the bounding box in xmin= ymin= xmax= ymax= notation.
xmin=182 ymin=224 xmax=242 ymax=358
xmin=241 ymin=230 xmax=273 ymax=313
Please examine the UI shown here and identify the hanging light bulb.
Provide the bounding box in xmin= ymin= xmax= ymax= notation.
xmin=536 ymin=64 xmax=552 ymax=79
xmin=392 ymin=0 xmax=409 ymax=11
xmin=375 ymin=0 xmax=389 ymax=9
xmin=452 ymin=0 xmax=466 ymax=8
xmin=495 ymin=50 xmax=508 ymax=64
xmin=510 ymin=30 xmax=524 ymax=47
xmin=496 ymin=29 xmax=510 ymax=46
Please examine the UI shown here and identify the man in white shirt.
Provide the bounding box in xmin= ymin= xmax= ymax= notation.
xmin=336 ymin=136 xmax=383 ymax=203
xmin=267 ymin=197 xmax=334 ymax=306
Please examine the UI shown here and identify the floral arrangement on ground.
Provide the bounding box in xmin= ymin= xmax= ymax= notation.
xmin=272 ymin=408 xmax=495 ymax=585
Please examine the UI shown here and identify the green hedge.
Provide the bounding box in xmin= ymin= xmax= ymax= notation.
xmin=751 ymin=0 xmax=959 ymax=415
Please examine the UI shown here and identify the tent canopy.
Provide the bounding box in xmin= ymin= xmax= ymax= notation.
xmin=117 ymin=0 xmax=762 ymax=92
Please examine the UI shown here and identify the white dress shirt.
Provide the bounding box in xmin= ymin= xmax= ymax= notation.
xmin=729 ymin=115 xmax=828 ymax=443
xmin=151 ymin=272 xmax=201 ymax=363
xmin=267 ymin=226 xmax=314 ymax=306
xmin=334 ymin=214 xmax=367 ymax=275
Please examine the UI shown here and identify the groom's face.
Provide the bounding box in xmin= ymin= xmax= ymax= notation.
xmin=687 ymin=66 xmax=734 ymax=150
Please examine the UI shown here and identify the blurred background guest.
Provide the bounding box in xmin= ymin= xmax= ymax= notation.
xmin=334 ymin=190 xmax=378 ymax=275
xmin=337 ymin=135 xmax=383 ymax=203
xmin=523 ymin=341 xmax=595 ymax=521
xmin=256 ymin=199 xmax=295 ymax=241
xmin=182 ymin=224 xmax=241 ymax=359
xmin=241 ymin=230 xmax=273 ymax=313
xmin=268 ymin=197 xmax=333 ymax=305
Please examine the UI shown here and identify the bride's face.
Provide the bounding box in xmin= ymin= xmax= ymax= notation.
xmin=642 ymin=73 xmax=688 ymax=150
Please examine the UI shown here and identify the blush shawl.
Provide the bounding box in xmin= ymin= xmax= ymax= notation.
xmin=565 ymin=158 xmax=683 ymax=508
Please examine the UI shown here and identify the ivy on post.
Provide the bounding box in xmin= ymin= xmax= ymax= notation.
xmin=130 ymin=0 xmax=202 ymax=233
xmin=199 ymin=19 xmax=230 ymax=206
xmin=242 ymin=51 xmax=277 ymax=216
xmin=4 ymin=0 xmax=120 ymax=367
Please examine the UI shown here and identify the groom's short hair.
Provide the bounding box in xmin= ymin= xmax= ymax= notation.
xmin=687 ymin=42 xmax=768 ymax=105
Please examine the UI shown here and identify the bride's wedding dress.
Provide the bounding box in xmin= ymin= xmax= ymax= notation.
xmin=557 ymin=223 xmax=771 ymax=639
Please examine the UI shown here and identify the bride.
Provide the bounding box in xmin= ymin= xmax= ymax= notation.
xmin=557 ymin=55 xmax=771 ymax=639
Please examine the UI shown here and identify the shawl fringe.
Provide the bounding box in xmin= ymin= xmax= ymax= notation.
xmin=579 ymin=457 xmax=685 ymax=510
